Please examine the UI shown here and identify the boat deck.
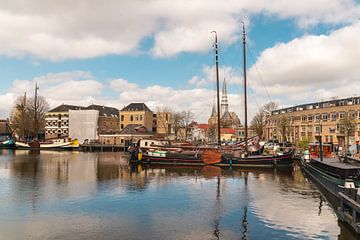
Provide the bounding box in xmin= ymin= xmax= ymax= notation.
xmin=312 ymin=157 xmax=360 ymax=170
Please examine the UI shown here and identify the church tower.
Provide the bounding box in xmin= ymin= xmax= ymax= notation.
xmin=221 ymin=78 xmax=229 ymax=116
xmin=208 ymin=102 xmax=218 ymax=126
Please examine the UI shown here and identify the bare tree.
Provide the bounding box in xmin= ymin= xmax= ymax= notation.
xmin=181 ymin=110 xmax=194 ymax=140
xmin=10 ymin=94 xmax=49 ymax=140
xmin=27 ymin=95 xmax=49 ymax=138
xmin=250 ymin=101 xmax=278 ymax=140
xmin=155 ymin=106 xmax=172 ymax=135
xmin=172 ymin=112 xmax=184 ymax=139
xmin=262 ymin=102 xmax=279 ymax=115
xmin=250 ymin=111 xmax=265 ymax=140
xmin=278 ymin=115 xmax=290 ymax=142
xmin=339 ymin=113 xmax=356 ymax=151
xmin=10 ymin=95 xmax=29 ymax=141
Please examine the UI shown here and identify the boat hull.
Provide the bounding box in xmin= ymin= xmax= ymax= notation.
xmin=300 ymin=159 xmax=345 ymax=198
xmin=217 ymin=151 xmax=293 ymax=167
xmin=131 ymin=154 xmax=205 ymax=166
xmin=15 ymin=141 xmax=75 ymax=150
xmin=0 ymin=139 xmax=16 ymax=149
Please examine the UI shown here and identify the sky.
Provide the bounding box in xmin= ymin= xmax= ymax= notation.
xmin=1 ymin=0 xmax=360 ymax=123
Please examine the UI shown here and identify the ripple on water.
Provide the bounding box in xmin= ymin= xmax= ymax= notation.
xmin=0 ymin=152 xmax=356 ymax=239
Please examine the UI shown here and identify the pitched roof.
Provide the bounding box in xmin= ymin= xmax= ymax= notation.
xmin=197 ymin=124 xmax=209 ymax=129
xmin=85 ymin=104 xmax=119 ymax=117
xmin=120 ymin=103 xmax=152 ymax=112
xmin=48 ymin=104 xmax=83 ymax=112
xmin=119 ymin=124 xmax=151 ymax=135
xmin=221 ymin=128 xmax=236 ymax=134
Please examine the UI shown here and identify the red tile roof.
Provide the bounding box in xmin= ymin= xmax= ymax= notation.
xmin=197 ymin=124 xmax=209 ymax=129
xmin=221 ymin=128 xmax=236 ymax=134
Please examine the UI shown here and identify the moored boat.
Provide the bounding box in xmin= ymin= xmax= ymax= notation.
xmin=130 ymin=148 xmax=222 ymax=166
xmin=15 ymin=139 xmax=79 ymax=150
xmin=218 ymin=149 xmax=294 ymax=167
xmin=0 ymin=135 xmax=16 ymax=149
xmin=301 ymin=143 xmax=360 ymax=198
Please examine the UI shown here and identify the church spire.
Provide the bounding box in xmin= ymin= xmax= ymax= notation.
xmin=221 ymin=78 xmax=229 ymax=116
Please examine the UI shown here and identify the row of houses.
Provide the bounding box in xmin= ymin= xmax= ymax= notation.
xmin=44 ymin=102 xmax=251 ymax=145
xmin=45 ymin=102 xmax=172 ymax=144
xmin=264 ymin=96 xmax=360 ymax=147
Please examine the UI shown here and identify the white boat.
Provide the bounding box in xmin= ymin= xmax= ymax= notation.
xmin=15 ymin=139 xmax=79 ymax=150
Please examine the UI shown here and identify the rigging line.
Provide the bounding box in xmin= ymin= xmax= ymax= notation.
xmin=246 ymin=44 xmax=273 ymax=103
xmin=247 ymin=79 xmax=261 ymax=119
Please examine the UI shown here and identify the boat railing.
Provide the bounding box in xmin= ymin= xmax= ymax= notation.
xmin=339 ymin=186 xmax=360 ymax=203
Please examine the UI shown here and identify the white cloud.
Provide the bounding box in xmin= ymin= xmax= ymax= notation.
xmin=110 ymin=79 xmax=139 ymax=92
xmin=248 ymin=22 xmax=360 ymax=107
xmin=0 ymin=71 xmax=104 ymax=117
xmin=188 ymin=65 xmax=242 ymax=87
xmin=0 ymin=0 xmax=359 ymax=60
xmin=1 ymin=72 xmax=244 ymax=123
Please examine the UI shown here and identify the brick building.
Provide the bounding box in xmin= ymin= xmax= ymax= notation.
xmin=120 ymin=103 xmax=153 ymax=132
xmin=0 ymin=119 xmax=10 ymax=134
xmin=85 ymin=105 xmax=119 ymax=134
xmin=264 ymin=97 xmax=360 ymax=147
xmin=45 ymin=104 xmax=81 ymax=140
xmin=45 ymin=104 xmax=120 ymax=140
xmin=153 ymin=112 xmax=172 ymax=134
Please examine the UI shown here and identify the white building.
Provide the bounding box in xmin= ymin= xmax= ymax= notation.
xmin=69 ymin=110 xmax=99 ymax=144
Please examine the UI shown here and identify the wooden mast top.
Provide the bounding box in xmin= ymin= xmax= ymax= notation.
xmin=242 ymin=23 xmax=248 ymax=155
xmin=212 ymin=31 xmax=221 ymax=148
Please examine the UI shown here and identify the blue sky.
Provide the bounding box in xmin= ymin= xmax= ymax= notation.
xmin=1 ymin=0 xmax=360 ymax=122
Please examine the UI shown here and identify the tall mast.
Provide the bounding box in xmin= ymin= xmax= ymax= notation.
xmin=212 ymin=31 xmax=221 ymax=147
xmin=242 ymin=23 xmax=248 ymax=155
xmin=34 ymin=83 xmax=39 ymax=140
xmin=23 ymin=92 xmax=27 ymax=140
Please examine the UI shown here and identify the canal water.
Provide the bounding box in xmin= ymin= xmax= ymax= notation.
xmin=0 ymin=150 xmax=357 ymax=240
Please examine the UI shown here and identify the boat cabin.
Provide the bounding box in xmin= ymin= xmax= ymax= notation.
xmin=309 ymin=143 xmax=333 ymax=158
xmin=138 ymin=139 xmax=169 ymax=150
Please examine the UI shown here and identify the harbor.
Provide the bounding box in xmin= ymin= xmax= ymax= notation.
xmin=0 ymin=150 xmax=358 ymax=240
xmin=1 ymin=1 xmax=360 ymax=239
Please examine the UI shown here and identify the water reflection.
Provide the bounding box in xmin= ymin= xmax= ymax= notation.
xmin=0 ymin=151 xmax=357 ymax=239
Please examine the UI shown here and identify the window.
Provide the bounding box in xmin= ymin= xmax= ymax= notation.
xmin=349 ymin=111 xmax=356 ymax=119
xmin=135 ymin=115 xmax=138 ymax=121
xmin=330 ymin=135 xmax=333 ymax=143
xmin=315 ymin=126 xmax=321 ymax=133
xmin=331 ymin=112 xmax=337 ymax=121
xmin=307 ymin=125 xmax=313 ymax=132
xmin=121 ymin=139 xmax=124 ymax=143
xmin=145 ymin=142 xmax=148 ymax=146
xmin=130 ymin=115 xmax=133 ymax=121
xmin=120 ymin=124 xmax=124 ymax=129
xmin=315 ymin=114 xmax=321 ymax=122
xmin=301 ymin=115 xmax=306 ymax=122
xmin=322 ymin=113 xmax=328 ymax=121
xmin=121 ymin=115 xmax=124 ymax=121
xmin=339 ymin=112 xmax=345 ymax=119
xmin=140 ymin=115 xmax=143 ymax=121
xmin=307 ymin=115 xmax=313 ymax=122
xmin=301 ymin=125 xmax=306 ymax=132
